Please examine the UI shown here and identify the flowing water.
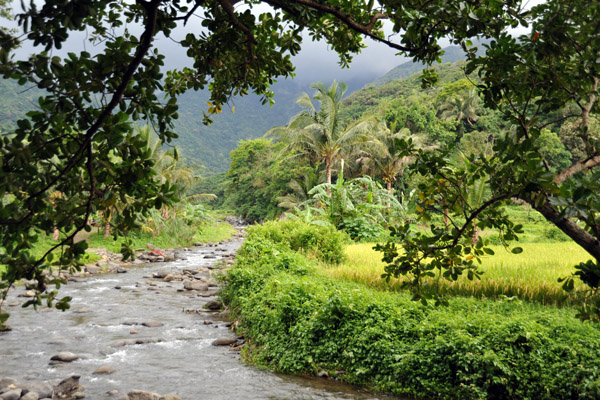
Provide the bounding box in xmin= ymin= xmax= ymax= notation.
xmin=0 ymin=238 xmax=398 ymax=399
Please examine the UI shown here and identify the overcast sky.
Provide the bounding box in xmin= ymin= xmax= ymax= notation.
xmin=2 ymin=0 xmax=542 ymax=86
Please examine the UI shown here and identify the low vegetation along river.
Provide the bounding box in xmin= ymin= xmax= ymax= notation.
xmin=0 ymin=237 xmax=394 ymax=399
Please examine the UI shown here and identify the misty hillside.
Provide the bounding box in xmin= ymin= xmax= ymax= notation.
xmin=0 ymin=45 xmax=470 ymax=174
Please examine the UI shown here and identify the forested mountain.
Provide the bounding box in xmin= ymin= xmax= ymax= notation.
xmin=0 ymin=78 xmax=42 ymax=132
xmin=369 ymin=45 xmax=465 ymax=87
xmin=0 ymin=45 xmax=473 ymax=174
xmin=0 ymin=74 xmax=375 ymax=174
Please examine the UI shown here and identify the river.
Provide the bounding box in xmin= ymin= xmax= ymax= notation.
xmin=0 ymin=237 xmax=397 ymax=399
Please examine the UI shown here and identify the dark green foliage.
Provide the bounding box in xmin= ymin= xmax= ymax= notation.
xmin=340 ymin=215 xmax=384 ymax=242
xmin=225 ymin=139 xmax=311 ymax=223
xmin=224 ymin=220 xmax=600 ymax=399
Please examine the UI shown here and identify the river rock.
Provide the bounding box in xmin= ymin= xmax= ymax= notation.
xmin=142 ymin=321 xmax=163 ymax=328
xmin=85 ymin=265 xmax=101 ymax=274
xmin=159 ymin=395 xmax=182 ymax=400
xmin=106 ymin=391 xmax=128 ymax=400
xmin=162 ymin=274 xmax=174 ymax=282
xmin=53 ymin=375 xmax=81 ymax=398
xmin=20 ymin=392 xmax=39 ymax=400
xmin=204 ymin=300 xmax=222 ymax=310
xmin=50 ymin=352 xmax=78 ymax=362
xmin=20 ymin=381 xmax=52 ymax=398
xmin=211 ymin=338 xmax=237 ymax=346
xmin=127 ymin=390 xmax=160 ymax=400
xmin=153 ymin=269 xmax=170 ymax=279
xmin=116 ymin=267 xmax=127 ymax=273
xmin=93 ymin=366 xmax=116 ymax=375
xmin=22 ymin=279 xmax=38 ymax=290
xmin=317 ymin=370 xmax=329 ymax=378
xmin=0 ymin=389 xmax=21 ymax=400
xmin=183 ymin=281 xmax=208 ymax=291
xmin=0 ymin=378 xmax=18 ymax=391
xmin=72 ymin=308 xmax=91 ymax=314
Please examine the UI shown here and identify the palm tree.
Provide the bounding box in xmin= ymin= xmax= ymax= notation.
xmin=358 ymin=127 xmax=414 ymax=195
xmin=137 ymin=126 xmax=195 ymax=219
xmin=277 ymin=168 xmax=320 ymax=210
xmin=267 ymin=81 xmax=379 ymax=185
xmin=357 ymin=126 xmax=434 ymax=209
xmin=439 ymin=89 xmax=481 ymax=130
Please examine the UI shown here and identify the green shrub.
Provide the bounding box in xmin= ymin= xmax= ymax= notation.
xmin=245 ymin=219 xmax=348 ymax=264
xmin=340 ymin=215 xmax=385 ymax=242
xmin=224 ymin=220 xmax=600 ymax=400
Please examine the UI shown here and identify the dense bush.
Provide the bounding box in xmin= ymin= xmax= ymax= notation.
xmin=244 ymin=219 xmax=349 ymax=264
xmin=223 ymin=221 xmax=600 ymax=400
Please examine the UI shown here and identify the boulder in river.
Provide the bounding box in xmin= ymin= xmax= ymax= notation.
xmin=85 ymin=265 xmax=100 ymax=274
xmin=20 ymin=381 xmax=52 ymax=399
xmin=52 ymin=375 xmax=81 ymax=399
xmin=0 ymin=378 xmax=18 ymax=392
xmin=127 ymin=390 xmax=161 ymax=400
xmin=106 ymin=391 xmax=128 ymax=399
xmin=19 ymin=392 xmax=39 ymax=400
xmin=204 ymin=300 xmax=222 ymax=310
xmin=0 ymin=389 xmax=22 ymax=400
xmin=50 ymin=352 xmax=78 ymax=362
xmin=142 ymin=321 xmax=164 ymax=328
xmin=159 ymin=395 xmax=182 ymax=400
xmin=212 ymin=338 xmax=237 ymax=346
xmin=93 ymin=366 xmax=116 ymax=375
xmin=183 ymin=280 xmax=208 ymax=291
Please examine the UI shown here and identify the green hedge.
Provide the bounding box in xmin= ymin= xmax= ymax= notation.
xmin=222 ymin=221 xmax=600 ymax=399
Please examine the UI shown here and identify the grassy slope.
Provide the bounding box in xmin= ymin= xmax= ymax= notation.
xmin=85 ymin=221 xmax=235 ymax=253
xmin=327 ymin=205 xmax=586 ymax=305
xmin=328 ymin=242 xmax=589 ymax=305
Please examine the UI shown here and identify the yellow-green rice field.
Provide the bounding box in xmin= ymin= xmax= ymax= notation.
xmin=320 ymin=242 xmax=592 ymax=305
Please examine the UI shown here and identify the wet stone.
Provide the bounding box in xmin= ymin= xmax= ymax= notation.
xmin=212 ymin=338 xmax=237 ymax=346
xmin=127 ymin=390 xmax=161 ymax=400
xmin=50 ymin=352 xmax=78 ymax=362
xmin=204 ymin=300 xmax=222 ymax=310
xmin=93 ymin=366 xmax=116 ymax=375
xmin=20 ymin=392 xmax=39 ymax=400
xmin=0 ymin=389 xmax=22 ymax=400
xmin=142 ymin=321 xmax=164 ymax=328
xmin=0 ymin=378 xmax=18 ymax=391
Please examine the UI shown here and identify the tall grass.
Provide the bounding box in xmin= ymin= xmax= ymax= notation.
xmin=322 ymin=242 xmax=591 ymax=305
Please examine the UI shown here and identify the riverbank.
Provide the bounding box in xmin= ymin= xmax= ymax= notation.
xmin=222 ymin=220 xmax=600 ymax=400
xmin=1 ymin=225 xmax=391 ymax=400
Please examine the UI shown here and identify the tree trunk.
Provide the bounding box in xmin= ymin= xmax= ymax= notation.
xmin=52 ymin=227 xmax=60 ymax=241
xmin=104 ymin=221 xmax=111 ymax=238
xmin=386 ymin=180 xmax=392 ymax=208
xmin=471 ymin=220 xmax=480 ymax=244
xmin=326 ymin=162 xmax=332 ymax=195
xmin=532 ymin=200 xmax=600 ymax=262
